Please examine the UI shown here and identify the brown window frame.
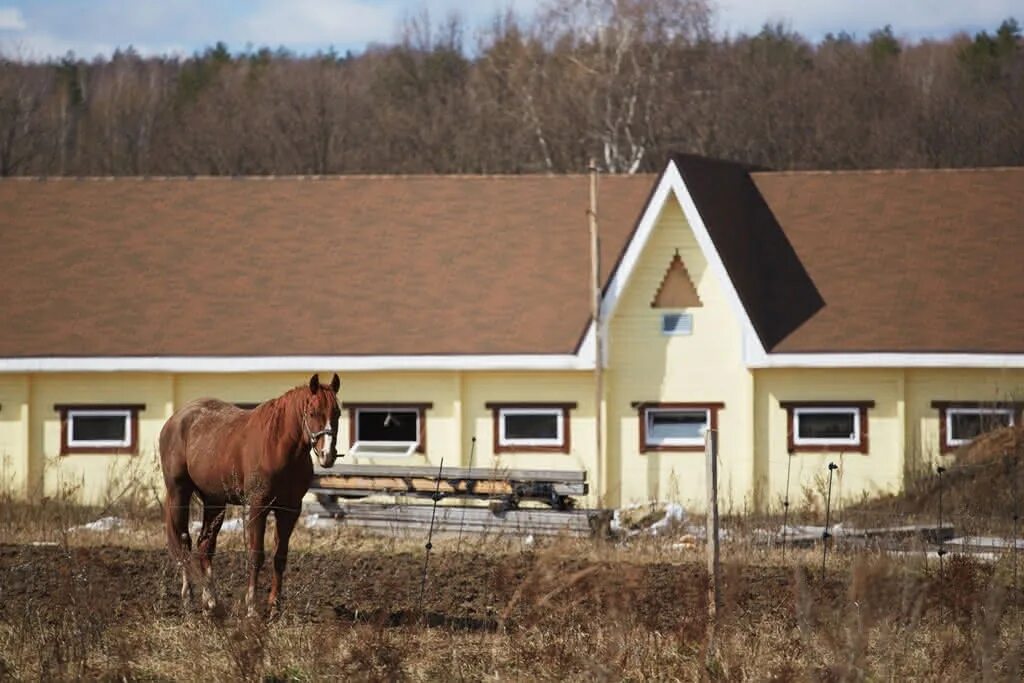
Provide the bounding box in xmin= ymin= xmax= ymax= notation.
xmin=485 ymin=402 xmax=577 ymax=454
xmin=54 ymin=403 xmax=146 ymax=456
xmin=633 ymin=402 xmax=725 ymax=453
xmin=780 ymin=401 xmax=874 ymax=454
xmin=342 ymin=402 xmax=432 ymax=455
xmin=931 ymin=401 xmax=1023 ymax=454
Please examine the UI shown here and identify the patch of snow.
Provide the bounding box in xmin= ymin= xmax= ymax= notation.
xmin=648 ymin=503 xmax=686 ymax=535
xmin=303 ymin=514 xmax=337 ymax=530
xmin=70 ymin=516 xmax=125 ymax=532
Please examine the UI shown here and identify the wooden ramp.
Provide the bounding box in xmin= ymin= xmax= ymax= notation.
xmin=311 ymin=464 xmax=588 ymax=511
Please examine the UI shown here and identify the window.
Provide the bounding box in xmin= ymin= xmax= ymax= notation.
xmin=780 ymin=401 xmax=873 ymax=454
xmin=54 ymin=404 xmax=145 ymax=455
xmin=661 ymin=313 xmax=693 ymax=336
xmin=345 ymin=403 xmax=431 ymax=457
xmin=486 ymin=403 xmax=576 ymax=453
xmin=932 ymin=401 xmax=1020 ymax=453
xmin=635 ymin=402 xmax=724 ymax=452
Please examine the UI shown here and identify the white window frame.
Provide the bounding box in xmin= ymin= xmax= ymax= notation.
xmin=661 ymin=312 xmax=693 ymax=336
xmin=945 ymin=407 xmax=1015 ymax=448
xmin=66 ymin=408 xmax=133 ymax=449
xmin=792 ymin=406 xmax=861 ymax=447
xmin=644 ymin=407 xmax=710 ymax=448
xmin=349 ymin=407 xmax=421 ymax=458
xmin=498 ymin=407 xmax=565 ymax=448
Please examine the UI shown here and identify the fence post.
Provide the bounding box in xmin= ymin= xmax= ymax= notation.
xmin=782 ymin=448 xmax=793 ymax=560
xmin=705 ymin=428 xmax=721 ymax=638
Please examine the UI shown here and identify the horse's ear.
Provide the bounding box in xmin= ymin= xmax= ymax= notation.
xmin=330 ymin=373 xmax=341 ymax=394
xmin=309 ymin=374 xmax=320 ymax=393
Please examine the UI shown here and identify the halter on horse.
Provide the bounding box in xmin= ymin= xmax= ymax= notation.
xmin=159 ymin=373 xmax=341 ymax=616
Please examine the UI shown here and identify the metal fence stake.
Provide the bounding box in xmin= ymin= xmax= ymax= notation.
xmin=937 ymin=466 xmax=947 ymax=577
xmin=822 ymin=462 xmax=838 ymax=582
xmin=418 ymin=457 xmax=445 ymax=613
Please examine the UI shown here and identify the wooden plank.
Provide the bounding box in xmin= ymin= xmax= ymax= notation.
xmin=305 ymin=501 xmax=604 ymax=537
xmin=774 ymin=523 xmax=955 ymax=547
xmin=313 ymin=463 xmax=587 ymax=483
xmin=312 ymin=475 xmax=514 ymax=495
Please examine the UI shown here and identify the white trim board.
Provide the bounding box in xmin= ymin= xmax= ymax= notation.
xmin=0 ymin=354 xmax=596 ymax=373
xmin=748 ymin=352 xmax=1024 ymax=369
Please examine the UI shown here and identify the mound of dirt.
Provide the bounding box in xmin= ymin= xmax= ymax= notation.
xmin=850 ymin=424 xmax=1024 ymax=524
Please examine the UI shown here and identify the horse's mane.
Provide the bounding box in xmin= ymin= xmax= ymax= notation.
xmin=249 ymin=384 xmax=311 ymax=433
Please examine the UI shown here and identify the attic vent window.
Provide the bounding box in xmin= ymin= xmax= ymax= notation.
xmin=662 ymin=313 xmax=693 ymax=336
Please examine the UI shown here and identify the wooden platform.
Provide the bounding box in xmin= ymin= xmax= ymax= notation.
xmin=305 ymin=500 xmax=611 ymax=538
xmin=311 ymin=464 xmax=588 ymax=510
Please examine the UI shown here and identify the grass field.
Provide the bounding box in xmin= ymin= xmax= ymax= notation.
xmin=1 ymin=495 xmax=1022 ymax=682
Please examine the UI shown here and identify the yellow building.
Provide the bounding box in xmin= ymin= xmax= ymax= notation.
xmin=1 ymin=158 xmax=1022 ymax=510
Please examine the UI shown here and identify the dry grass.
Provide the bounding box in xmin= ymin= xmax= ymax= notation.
xmin=2 ymin=496 xmax=1023 ymax=682
xmin=3 ymin=438 xmax=1023 ymax=681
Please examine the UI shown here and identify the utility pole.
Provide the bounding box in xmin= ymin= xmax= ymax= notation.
xmin=588 ymin=159 xmax=605 ymax=504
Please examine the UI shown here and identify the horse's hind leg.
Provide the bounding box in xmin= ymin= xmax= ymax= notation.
xmin=268 ymin=506 xmax=300 ymax=615
xmin=164 ymin=481 xmax=195 ymax=605
xmin=197 ymin=502 xmax=225 ymax=611
xmin=245 ymin=500 xmax=269 ymax=618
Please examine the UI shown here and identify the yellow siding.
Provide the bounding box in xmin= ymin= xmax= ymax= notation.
xmin=31 ymin=373 xmax=172 ymax=504
xmin=0 ymin=376 xmax=30 ymax=497
xmin=461 ymin=372 xmax=598 ymax=500
xmin=753 ymin=367 xmax=1024 ymax=512
xmin=753 ymin=369 xmax=905 ymax=510
xmin=904 ymin=368 xmax=1024 ymax=474
xmin=177 ymin=371 xmax=461 ymax=468
xmin=607 ymin=199 xmax=754 ymax=511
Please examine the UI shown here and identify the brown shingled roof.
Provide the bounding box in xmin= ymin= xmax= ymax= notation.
xmin=675 ymin=154 xmax=1024 ymax=354
xmin=0 ymin=175 xmax=653 ymax=358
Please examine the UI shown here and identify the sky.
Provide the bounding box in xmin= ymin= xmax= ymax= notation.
xmin=0 ymin=0 xmax=1019 ymax=60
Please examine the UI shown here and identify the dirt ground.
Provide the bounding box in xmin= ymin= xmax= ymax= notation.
xmin=0 ymin=518 xmax=1021 ymax=680
xmin=0 ymin=539 xmax=785 ymax=632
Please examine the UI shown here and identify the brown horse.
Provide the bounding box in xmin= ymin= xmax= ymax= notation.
xmin=159 ymin=373 xmax=341 ymax=616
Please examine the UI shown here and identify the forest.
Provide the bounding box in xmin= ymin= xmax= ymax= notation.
xmin=0 ymin=0 xmax=1021 ymax=176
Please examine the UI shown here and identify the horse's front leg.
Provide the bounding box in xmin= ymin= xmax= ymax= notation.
xmin=268 ymin=506 xmax=300 ymax=615
xmin=245 ymin=499 xmax=269 ymax=618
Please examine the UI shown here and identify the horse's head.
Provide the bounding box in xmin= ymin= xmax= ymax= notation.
xmin=303 ymin=373 xmax=342 ymax=468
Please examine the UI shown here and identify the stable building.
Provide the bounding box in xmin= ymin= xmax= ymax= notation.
xmin=1 ymin=156 xmax=1022 ymax=510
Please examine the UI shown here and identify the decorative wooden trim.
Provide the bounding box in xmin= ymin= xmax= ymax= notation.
xmin=651 ymin=251 xmax=702 ymax=308
xmin=53 ymin=404 xmax=146 ymax=456
xmin=931 ymin=401 xmax=1023 ymax=454
xmin=487 ymin=402 xmax=576 ymax=454
xmin=345 ymin=403 xmax=432 ymax=454
xmin=781 ymin=401 xmax=873 ymax=454
xmin=634 ymin=402 xmax=725 ymax=453
xmin=779 ymin=400 xmax=876 ymax=410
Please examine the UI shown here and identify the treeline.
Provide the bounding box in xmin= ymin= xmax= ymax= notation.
xmin=1 ymin=0 xmax=1022 ymax=176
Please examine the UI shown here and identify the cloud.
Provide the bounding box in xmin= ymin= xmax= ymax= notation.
xmin=0 ymin=6 xmax=26 ymax=30
xmin=240 ymin=0 xmax=397 ymax=48
xmin=715 ymin=0 xmax=1021 ymax=40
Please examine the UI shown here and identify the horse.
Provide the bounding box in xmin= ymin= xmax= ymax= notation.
xmin=159 ymin=373 xmax=341 ymax=616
